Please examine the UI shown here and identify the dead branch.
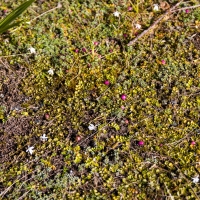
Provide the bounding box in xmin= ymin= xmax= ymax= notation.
xmin=127 ymin=1 xmax=183 ymax=46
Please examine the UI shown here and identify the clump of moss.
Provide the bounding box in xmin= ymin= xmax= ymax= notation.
xmin=0 ymin=0 xmax=200 ymax=199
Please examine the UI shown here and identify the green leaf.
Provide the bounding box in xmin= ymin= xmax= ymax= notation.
xmin=0 ymin=21 xmax=22 ymax=34
xmin=0 ymin=0 xmax=35 ymax=34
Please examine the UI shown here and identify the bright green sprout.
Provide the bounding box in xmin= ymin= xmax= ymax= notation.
xmin=0 ymin=0 xmax=35 ymax=34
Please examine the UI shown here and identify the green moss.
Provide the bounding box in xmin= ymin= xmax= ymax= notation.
xmin=1 ymin=0 xmax=200 ymax=199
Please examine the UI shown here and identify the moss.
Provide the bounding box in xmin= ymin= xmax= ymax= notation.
xmin=0 ymin=0 xmax=200 ymax=199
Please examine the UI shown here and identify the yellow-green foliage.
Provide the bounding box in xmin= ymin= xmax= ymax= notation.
xmin=0 ymin=0 xmax=200 ymax=199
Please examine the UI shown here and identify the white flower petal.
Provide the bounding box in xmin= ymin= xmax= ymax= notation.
xmin=192 ymin=176 xmax=199 ymax=183
xmin=48 ymin=69 xmax=54 ymax=75
xmin=26 ymin=146 xmax=34 ymax=155
xmin=28 ymin=47 xmax=36 ymax=54
xmin=40 ymin=134 xmax=48 ymax=141
xmin=113 ymin=11 xmax=120 ymax=17
xmin=135 ymin=24 xmax=141 ymax=29
xmin=88 ymin=124 xmax=96 ymax=130
xmin=153 ymin=4 xmax=159 ymax=11
xmin=57 ymin=2 xmax=62 ymax=8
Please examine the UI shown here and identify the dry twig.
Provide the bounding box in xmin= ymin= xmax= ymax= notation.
xmin=127 ymin=1 xmax=183 ymax=46
xmin=172 ymin=4 xmax=200 ymax=12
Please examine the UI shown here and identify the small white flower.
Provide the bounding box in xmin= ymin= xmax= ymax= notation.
xmin=192 ymin=175 xmax=199 ymax=183
xmin=57 ymin=2 xmax=62 ymax=8
xmin=88 ymin=124 xmax=97 ymax=131
xmin=113 ymin=11 xmax=120 ymax=17
xmin=135 ymin=23 xmax=141 ymax=29
xmin=26 ymin=146 xmax=34 ymax=155
xmin=153 ymin=4 xmax=159 ymax=11
xmin=40 ymin=134 xmax=48 ymax=142
xmin=28 ymin=47 xmax=36 ymax=54
xmin=4 ymin=39 xmax=9 ymax=43
xmin=26 ymin=21 xmax=31 ymax=24
xmin=48 ymin=68 xmax=54 ymax=75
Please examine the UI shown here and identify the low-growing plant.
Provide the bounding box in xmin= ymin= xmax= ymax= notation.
xmin=1 ymin=0 xmax=200 ymax=199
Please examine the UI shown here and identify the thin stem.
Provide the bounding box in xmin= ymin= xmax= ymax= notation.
xmin=29 ymin=3 xmax=62 ymax=23
xmin=163 ymin=182 xmax=175 ymax=200
xmin=172 ymin=4 xmax=200 ymax=12
xmin=127 ymin=1 xmax=183 ymax=46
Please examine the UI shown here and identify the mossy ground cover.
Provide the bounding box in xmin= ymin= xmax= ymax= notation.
xmin=0 ymin=0 xmax=200 ymax=199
